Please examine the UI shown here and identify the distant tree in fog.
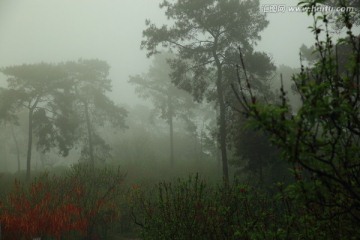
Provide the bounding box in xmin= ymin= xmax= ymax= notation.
xmin=0 ymin=60 xmax=128 ymax=178
xmin=0 ymin=63 xmax=77 ymax=180
xmin=129 ymin=53 xmax=195 ymax=166
xmin=62 ymin=59 xmax=128 ymax=170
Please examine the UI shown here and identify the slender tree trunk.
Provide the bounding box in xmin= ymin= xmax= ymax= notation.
xmin=84 ymin=101 xmax=95 ymax=170
xmin=259 ymin=166 xmax=263 ymax=186
xmin=11 ymin=125 xmax=21 ymax=173
xmin=194 ymin=133 xmax=198 ymax=160
xmin=199 ymin=121 xmax=204 ymax=161
xmin=26 ymin=108 xmax=33 ymax=181
xmin=213 ymin=52 xmax=229 ymax=183
xmin=217 ymin=145 xmax=221 ymax=176
xmin=217 ymin=84 xmax=229 ymax=183
xmin=168 ymin=95 xmax=174 ymax=166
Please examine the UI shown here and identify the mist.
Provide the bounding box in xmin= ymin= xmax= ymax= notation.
xmin=0 ymin=0 xmax=359 ymax=239
xmin=0 ymin=0 xmax=316 ymax=104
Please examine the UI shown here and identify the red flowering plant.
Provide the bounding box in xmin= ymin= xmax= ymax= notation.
xmin=0 ymin=176 xmax=86 ymax=240
xmin=66 ymin=164 xmax=125 ymax=239
xmin=0 ymin=164 xmax=125 ymax=240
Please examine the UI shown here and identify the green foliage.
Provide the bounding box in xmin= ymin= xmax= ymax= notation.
xmin=132 ymin=175 xmax=355 ymax=240
xmin=226 ymin=53 xmax=280 ymax=187
xmin=63 ymin=164 xmax=125 ymax=239
xmin=228 ymin=116 xmax=288 ymax=186
xmin=0 ymin=63 xmax=80 ymax=180
xmin=232 ymin=0 xmax=360 ymax=237
xmin=0 ymin=63 xmax=74 ymax=150
xmin=0 ymin=59 xmax=128 ymax=178
xmin=142 ymin=0 xmax=272 ymax=103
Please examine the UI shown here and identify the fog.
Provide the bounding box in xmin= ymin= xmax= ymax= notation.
xmin=1 ymin=0 xmax=356 ymax=173
xmin=0 ymin=0 xmax=357 ymax=171
xmin=0 ymin=0 xmax=167 ymax=104
xmin=0 ymin=0 xmax=317 ymax=105
xmin=0 ymin=1 xmax=359 ymax=238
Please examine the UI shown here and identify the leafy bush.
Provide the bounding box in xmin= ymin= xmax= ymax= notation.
xmin=230 ymin=0 xmax=360 ymax=238
xmin=132 ymin=173 xmax=360 ymax=239
xmin=0 ymin=164 xmax=125 ymax=240
xmin=131 ymin=175 xmax=308 ymax=239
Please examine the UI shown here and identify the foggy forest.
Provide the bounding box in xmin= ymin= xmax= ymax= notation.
xmin=0 ymin=0 xmax=359 ymax=239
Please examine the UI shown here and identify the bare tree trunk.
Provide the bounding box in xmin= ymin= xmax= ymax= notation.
xmin=217 ymin=87 xmax=229 ymax=183
xmin=26 ymin=109 xmax=33 ymax=181
xmin=213 ymin=52 xmax=229 ymax=184
xmin=199 ymin=121 xmax=204 ymax=161
xmin=168 ymin=95 xmax=174 ymax=166
xmin=84 ymin=101 xmax=95 ymax=170
xmin=11 ymin=125 xmax=21 ymax=173
xmin=194 ymin=132 xmax=198 ymax=160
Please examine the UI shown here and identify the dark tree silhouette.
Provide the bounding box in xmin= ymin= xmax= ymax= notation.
xmin=141 ymin=0 xmax=269 ymax=182
xmin=0 ymin=63 xmax=75 ymax=180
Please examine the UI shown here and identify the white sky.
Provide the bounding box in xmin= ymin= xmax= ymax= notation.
xmin=257 ymin=0 xmax=314 ymax=66
xmin=1 ymin=0 xmax=355 ymax=105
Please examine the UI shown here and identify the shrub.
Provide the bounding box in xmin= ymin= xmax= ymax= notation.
xmin=231 ymin=0 xmax=360 ymax=238
xmin=0 ymin=164 xmax=125 ymax=240
xmin=131 ymin=175 xmax=322 ymax=240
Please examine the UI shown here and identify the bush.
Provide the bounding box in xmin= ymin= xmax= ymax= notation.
xmin=131 ymin=175 xmax=319 ymax=239
xmin=132 ymin=173 xmax=360 ymax=239
xmin=0 ymin=164 xmax=125 ymax=240
xmin=231 ymin=0 xmax=360 ymax=238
